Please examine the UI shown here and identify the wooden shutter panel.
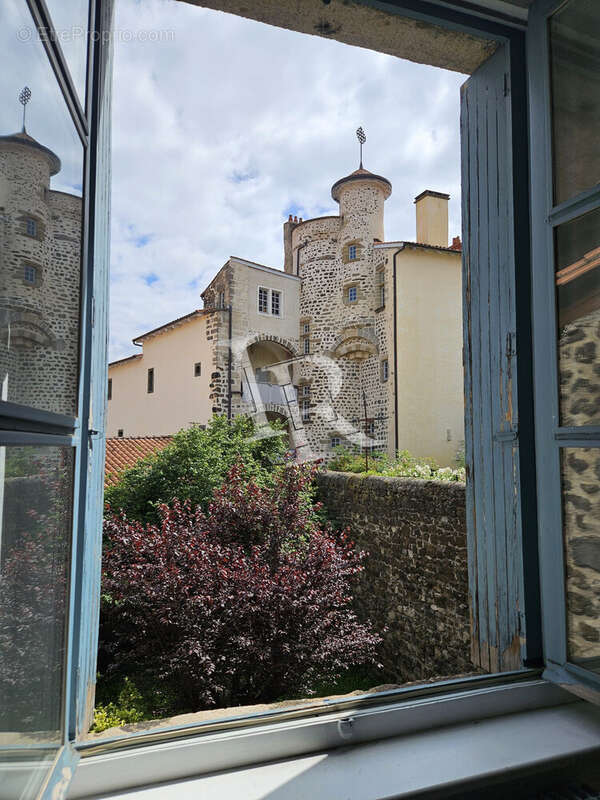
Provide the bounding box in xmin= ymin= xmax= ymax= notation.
xmin=461 ymin=44 xmax=528 ymax=673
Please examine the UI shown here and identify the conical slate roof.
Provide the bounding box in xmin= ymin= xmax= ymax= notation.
xmin=331 ymin=166 xmax=392 ymax=202
xmin=0 ymin=131 xmax=61 ymax=175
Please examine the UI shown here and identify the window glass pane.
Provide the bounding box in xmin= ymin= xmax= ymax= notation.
xmin=1 ymin=0 xmax=84 ymax=417
xmin=562 ymin=448 xmax=600 ymax=672
xmin=44 ymin=0 xmax=90 ymax=101
xmin=0 ymin=445 xmax=74 ymax=792
xmin=550 ymin=0 xmax=600 ymax=205
xmin=556 ymin=207 xmax=600 ymax=426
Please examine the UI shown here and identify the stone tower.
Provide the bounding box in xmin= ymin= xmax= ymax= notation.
xmin=0 ymin=130 xmax=81 ymax=415
xmin=293 ymin=165 xmax=392 ymax=457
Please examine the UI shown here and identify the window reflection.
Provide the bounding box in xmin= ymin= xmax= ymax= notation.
xmin=556 ymin=207 xmax=600 ymax=427
xmin=562 ymin=448 xmax=600 ymax=672
xmin=45 ymin=0 xmax=90 ymax=101
xmin=0 ymin=446 xmax=74 ymax=738
xmin=550 ymin=0 xmax=600 ymax=205
xmin=1 ymin=0 xmax=84 ymax=418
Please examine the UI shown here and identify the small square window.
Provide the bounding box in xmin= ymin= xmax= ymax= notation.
xmin=258 ymin=287 xmax=269 ymax=314
xmin=303 ymin=337 xmax=310 ymax=355
xmin=348 ymin=244 xmax=357 ymax=260
xmin=107 ymin=378 xmax=112 ymax=400
xmin=271 ymin=290 xmax=281 ymax=316
xmin=348 ymin=286 xmax=357 ymax=303
xmin=23 ymin=264 xmax=37 ymax=284
xmin=366 ymin=420 xmax=375 ymax=435
xmin=194 ymin=362 xmax=201 ymax=377
xmin=147 ymin=368 xmax=154 ymax=394
xmin=331 ymin=436 xmax=341 ymax=449
xmin=117 ymin=429 xmax=124 ymax=438
xmin=381 ymin=359 xmax=389 ymax=382
xmin=25 ymin=218 xmax=37 ymax=237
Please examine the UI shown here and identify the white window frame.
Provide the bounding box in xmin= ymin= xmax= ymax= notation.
xmin=271 ymin=289 xmax=281 ymax=316
xmin=331 ymin=436 xmax=341 ymax=448
xmin=301 ymin=398 xmax=310 ymax=422
xmin=381 ymin=359 xmax=389 ymax=382
xmin=258 ymin=286 xmax=269 ymax=314
xmin=348 ymin=244 xmax=357 ymax=260
xmin=257 ymin=286 xmax=283 ymax=317
xmin=303 ymin=337 xmax=310 ymax=355
xmin=348 ymin=285 xmax=357 ymax=303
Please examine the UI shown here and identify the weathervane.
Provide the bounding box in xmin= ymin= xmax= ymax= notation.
xmin=356 ymin=126 xmax=366 ymax=168
xmin=19 ymin=86 xmax=31 ymax=132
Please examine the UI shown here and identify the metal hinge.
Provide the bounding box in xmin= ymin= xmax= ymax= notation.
xmin=506 ymin=331 xmax=517 ymax=358
xmin=493 ymin=427 xmax=518 ymax=444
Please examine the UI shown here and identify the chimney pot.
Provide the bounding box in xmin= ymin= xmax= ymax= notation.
xmin=288 ymin=214 xmax=293 ymax=222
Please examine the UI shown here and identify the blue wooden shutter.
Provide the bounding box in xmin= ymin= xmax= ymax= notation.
xmin=461 ymin=44 xmax=529 ymax=673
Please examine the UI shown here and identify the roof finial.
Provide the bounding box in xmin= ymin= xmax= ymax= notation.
xmin=19 ymin=86 xmax=31 ymax=133
xmin=356 ymin=126 xmax=366 ymax=169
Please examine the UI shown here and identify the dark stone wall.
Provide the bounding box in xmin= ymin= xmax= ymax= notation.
xmin=316 ymin=470 xmax=472 ymax=682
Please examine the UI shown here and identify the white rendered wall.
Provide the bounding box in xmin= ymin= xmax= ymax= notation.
xmin=107 ymin=315 xmax=214 ymax=438
xmin=394 ymin=247 xmax=464 ymax=466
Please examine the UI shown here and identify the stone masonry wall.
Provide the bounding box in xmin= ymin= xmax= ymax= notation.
xmin=316 ymin=470 xmax=472 ymax=682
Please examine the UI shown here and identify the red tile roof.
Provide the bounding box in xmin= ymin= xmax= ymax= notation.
xmin=105 ymin=436 xmax=174 ymax=487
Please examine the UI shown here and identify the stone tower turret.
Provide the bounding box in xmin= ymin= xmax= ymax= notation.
xmin=293 ymin=163 xmax=392 ymax=458
xmin=0 ymin=130 xmax=81 ymax=415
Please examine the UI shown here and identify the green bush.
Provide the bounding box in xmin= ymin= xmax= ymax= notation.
xmin=328 ymin=448 xmax=465 ymax=482
xmin=104 ymin=415 xmax=287 ymax=524
xmin=92 ymin=677 xmax=147 ymax=732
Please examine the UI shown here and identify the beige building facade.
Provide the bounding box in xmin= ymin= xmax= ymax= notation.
xmin=108 ymin=165 xmax=464 ymax=465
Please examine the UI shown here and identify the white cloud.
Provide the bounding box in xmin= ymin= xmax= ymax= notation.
xmin=109 ymin=0 xmax=466 ymax=360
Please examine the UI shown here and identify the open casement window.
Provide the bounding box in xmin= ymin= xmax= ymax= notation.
xmin=4 ymin=0 xmax=599 ymax=797
xmin=529 ymin=0 xmax=600 ymax=702
xmin=0 ymin=0 xmax=113 ymax=797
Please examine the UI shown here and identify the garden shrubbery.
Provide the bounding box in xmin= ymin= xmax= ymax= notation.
xmin=98 ymin=460 xmax=381 ymax=719
xmin=104 ymin=416 xmax=287 ymax=525
xmin=328 ymin=447 xmax=466 ymax=482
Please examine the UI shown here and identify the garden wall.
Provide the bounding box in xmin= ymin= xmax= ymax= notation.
xmin=316 ymin=471 xmax=472 ymax=683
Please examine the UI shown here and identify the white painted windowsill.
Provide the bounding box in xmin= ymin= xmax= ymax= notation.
xmin=69 ymin=681 xmax=600 ymax=799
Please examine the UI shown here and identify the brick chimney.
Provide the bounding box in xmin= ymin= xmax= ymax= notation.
xmin=414 ymin=190 xmax=450 ymax=248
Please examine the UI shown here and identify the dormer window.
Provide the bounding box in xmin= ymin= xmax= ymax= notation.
xmin=25 ymin=217 xmax=37 ymax=237
xmin=348 ymin=244 xmax=357 ymax=260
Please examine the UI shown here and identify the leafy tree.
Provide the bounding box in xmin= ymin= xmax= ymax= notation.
xmin=104 ymin=416 xmax=287 ymax=524
xmin=100 ymin=462 xmax=381 ymax=712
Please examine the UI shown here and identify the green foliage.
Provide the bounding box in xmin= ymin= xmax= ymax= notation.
xmin=328 ymin=448 xmax=466 ymax=482
xmin=92 ymin=677 xmax=147 ymax=732
xmin=104 ymin=416 xmax=287 ymax=524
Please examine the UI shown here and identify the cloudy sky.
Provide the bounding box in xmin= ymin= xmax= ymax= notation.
xmin=109 ymin=0 xmax=466 ymax=361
